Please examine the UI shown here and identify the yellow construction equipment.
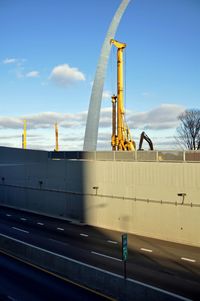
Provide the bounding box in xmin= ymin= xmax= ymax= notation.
xmin=55 ymin=122 xmax=59 ymax=152
xmin=22 ymin=119 xmax=27 ymax=149
xmin=110 ymin=39 xmax=136 ymax=151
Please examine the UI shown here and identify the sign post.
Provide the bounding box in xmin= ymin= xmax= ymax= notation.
xmin=122 ymin=233 xmax=128 ymax=279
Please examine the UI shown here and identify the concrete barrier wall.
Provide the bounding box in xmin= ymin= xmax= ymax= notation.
xmin=0 ymin=147 xmax=200 ymax=247
xmin=84 ymin=161 xmax=200 ymax=246
xmin=0 ymin=234 xmax=185 ymax=301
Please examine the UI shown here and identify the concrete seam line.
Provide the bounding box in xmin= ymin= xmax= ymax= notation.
xmin=2 ymin=185 xmax=200 ymax=207
xmin=0 ymin=233 xmax=192 ymax=301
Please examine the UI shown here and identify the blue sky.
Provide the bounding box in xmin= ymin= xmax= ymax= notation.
xmin=0 ymin=0 xmax=199 ymax=150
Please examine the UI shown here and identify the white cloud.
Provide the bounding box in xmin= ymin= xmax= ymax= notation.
xmin=0 ymin=117 xmax=23 ymax=129
xmin=49 ymin=64 xmax=85 ymax=87
xmin=0 ymin=104 xmax=184 ymax=132
xmin=0 ymin=111 xmax=86 ymax=130
xmin=2 ymin=57 xmax=26 ymax=66
xmin=127 ymin=104 xmax=185 ymax=130
xmin=99 ymin=107 xmax=112 ymax=128
xmin=26 ymin=71 xmax=40 ymax=78
xmin=0 ymin=104 xmax=185 ymax=150
xmin=2 ymin=58 xmax=40 ymax=79
xmin=102 ymin=90 xmax=112 ymax=99
xmin=3 ymin=58 xmax=17 ymax=64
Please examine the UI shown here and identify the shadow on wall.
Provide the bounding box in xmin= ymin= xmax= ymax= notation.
xmin=0 ymin=147 xmax=86 ymax=222
xmin=0 ymin=147 xmax=200 ymax=300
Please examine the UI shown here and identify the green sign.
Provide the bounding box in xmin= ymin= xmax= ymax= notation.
xmin=122 ymin=233 xmax=128 ymax=261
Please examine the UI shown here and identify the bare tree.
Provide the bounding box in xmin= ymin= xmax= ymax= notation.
xmin=176 ymin=109 xmax=200 ymax=150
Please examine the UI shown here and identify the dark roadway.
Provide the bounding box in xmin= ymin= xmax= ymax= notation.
xmin=0 ymin=251 xmax=113 ymax=301
xmin=0 ymin=206 xmax=199 ymax=300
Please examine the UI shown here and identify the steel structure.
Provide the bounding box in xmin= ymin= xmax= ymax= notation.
xmin=83 ymin=0 xmax=132 ymax=151
xmin=111 ymin=39 xmax=135 ymax=151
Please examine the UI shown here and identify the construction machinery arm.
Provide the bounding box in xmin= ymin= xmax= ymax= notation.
xmin=138 ymin=131 xmax=154 ymax=150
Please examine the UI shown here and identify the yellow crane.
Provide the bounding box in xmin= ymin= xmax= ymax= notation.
xmin=22 ymin=119 xmax=27 ymax=149
xmin=110 ymin=39 xmax=136 ymax=151
xmin=55 ymin=122 xmax=59 ymax=152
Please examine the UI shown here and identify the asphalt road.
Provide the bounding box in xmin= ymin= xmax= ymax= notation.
xmin=0 ymin=252 xmax=113 ymax=301
xmin=0 ymin=205 xmax=199 ymax=300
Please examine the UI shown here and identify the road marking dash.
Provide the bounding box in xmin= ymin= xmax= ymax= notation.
xmin=37 ymin=222 xmax=44 ymax=226
xmin=12 ymin=227 xmax=29 ymax=234
xmin=6 ymin=214 xmax=11 ymax=217
xmin=80 ymin=233 xmax=88 ymax=237
xmin=57 ymin=227 xmax=64 ymax=231
xmin=20 ymin=218 xmax=27 ymax=221
xmin=140 ymin=248 xmax=153 ymax=253
xmin=91 ymin=251 xmax=122 ymax=262
xmin=181 ymin=257 xmax=196 ymax=263
xmin=107 ymin=240 xmax=118 ymax=244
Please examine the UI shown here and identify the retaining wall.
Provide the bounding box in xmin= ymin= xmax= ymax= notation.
xmin=0 ymin=147 xmax=200 ymax=247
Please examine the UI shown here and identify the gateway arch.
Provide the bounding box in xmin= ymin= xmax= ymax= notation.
xmin=83 ymin=0 xmax=132 ymax=151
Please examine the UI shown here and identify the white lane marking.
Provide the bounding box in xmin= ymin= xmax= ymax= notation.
xmin=107 ymin=240 xmax=118 ymax=244
xmin=0 ymin=233 xmax=192 ymax=301
xmin=37 ymin=222 xmax=44 ymax=226
xmin=91 ymin=251 xmax=122 ymax=262
xmin=57 ymin=227 xmax=64 ymax=231
xmin=181 ymin=257 xmax=196 ymax=263
xmin=20 ymin=218 xmax=27 ymax=221
xmin=6 ymin=214 xmax=12 ymax=217
xmin=140 ymin=248 xmax=153 ymax=253
xmin=80 ymin=233 xmax=88 ymax=237
xmin=12 ymin=227 xmax=29 ymax=234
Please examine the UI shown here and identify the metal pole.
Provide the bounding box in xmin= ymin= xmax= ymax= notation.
xmin=124 ymin=260 xmax=127 ymax=279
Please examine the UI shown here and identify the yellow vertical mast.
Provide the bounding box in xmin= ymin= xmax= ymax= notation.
xmin=22 ymin=119 xmax=27 ymax=149
xmin=55 ymin=122 xmax=59 ymax=152
xmin=110 ymin=39 xmax=135 ymax=151
xmin=110 ymin=39 xmax=126 ymax=150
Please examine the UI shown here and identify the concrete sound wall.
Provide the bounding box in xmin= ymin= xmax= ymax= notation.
xmin=83 ymin=160 xmax=200 ymax=247
xmin=0 ymin=147 xmax=199 ymax=247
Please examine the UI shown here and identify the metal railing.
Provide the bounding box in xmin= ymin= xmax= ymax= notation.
xmin=1 ymin=182 xmax=199 ymax=208
xmin=48 ymin=150 xmax=200 ymax=163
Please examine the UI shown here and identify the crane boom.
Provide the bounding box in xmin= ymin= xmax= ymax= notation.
xmin=110 ymin=39 xmax=135 ymax=151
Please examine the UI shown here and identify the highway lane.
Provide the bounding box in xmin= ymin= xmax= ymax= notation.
xmin=0 ymin=205 xmax=199 ymax=300
xmin=0 ymin=251 xmax=113 ymax=301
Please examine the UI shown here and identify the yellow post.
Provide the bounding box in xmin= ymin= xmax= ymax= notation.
xmin=55 ymin=123 xmax=59 ymax=152
xmin=111 ymin=95 xmax=117 ymax=150
xmin=22 ymin=120 xmax=27 ymax=149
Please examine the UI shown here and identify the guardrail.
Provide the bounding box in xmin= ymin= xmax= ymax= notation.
xmin=48 ymin=150 xmax=200 ymax=162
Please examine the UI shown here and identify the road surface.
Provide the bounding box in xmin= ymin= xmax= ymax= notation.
xmin=0 ymin=205 xmax=199 ymax=300
xmin=0 ymin=251 xmax=113 ymax=301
